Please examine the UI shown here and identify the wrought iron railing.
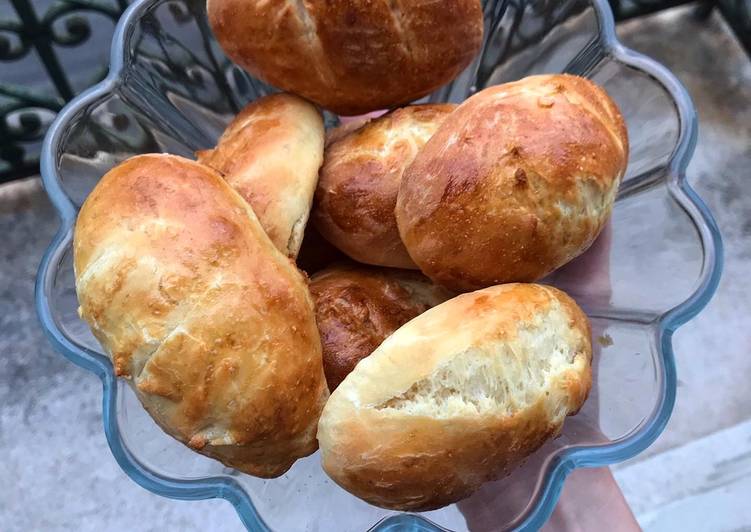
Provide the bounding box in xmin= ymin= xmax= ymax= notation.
xmin=0 ymin=0 xmax=748 ymax=183
xmin=1 ymin=0 xmax=131 ymax=181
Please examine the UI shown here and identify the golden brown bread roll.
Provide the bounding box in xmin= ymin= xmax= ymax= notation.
xmin=309 ymin=264 xmax=452 ymax=391
xmin=207 ymin=0 xmax=483 ymax=115
xmin=74 ymin=154 xmax=328 ymax=477
xmin=396 ymin=74 xmax=629 ymax=292
xmin=197 ymin=93 xmax=324 ymax=258
xmin=314 ymin=105 xmax=456 ymax=269
xmin=317 ymin=283 xmax=592 ymax=510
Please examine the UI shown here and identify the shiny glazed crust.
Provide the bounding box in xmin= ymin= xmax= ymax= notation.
xmin=310 ymin=264 xmax=452 ymax=391
xmin=207 ymin=0 xmax=483 ymax=115
xmin=396 ymin=74 xmax=629 ymax=292
xmin=317 ymin=284 xmax=592 ymax=510
xmin=73 ymin=154 xmax=328 ymax=478
xmin=197 ymin=93 xmax=324 ymax=258
xmin=314 ymin=105 xmax=456 ymax=269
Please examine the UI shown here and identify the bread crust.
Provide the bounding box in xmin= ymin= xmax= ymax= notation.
xmin=207 ymin=0 xmax=483 ymax=115
xmin=396 ymin=74 xmax=629 ymax=292
xmin=310 ymin=264 xmax=452 ymax=391
xmin=74 ymin=154 xmax=328 ymax=477
xmin=197 ymin=93 xmax=324 ymax=258
xmin=317 ymin=283 xmax=592 ymax=510
xmin=314 ymin=104 xmax=455 ymax=269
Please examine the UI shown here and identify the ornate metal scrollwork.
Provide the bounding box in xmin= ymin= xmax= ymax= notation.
xmin=1 ymin=0 xmax=130 ymax=182
xmin=1 ymin=0 xmax=746 ymax=183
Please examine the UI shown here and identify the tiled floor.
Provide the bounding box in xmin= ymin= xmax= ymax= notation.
xmin=0 ymin=5 xmax=748 ymax=531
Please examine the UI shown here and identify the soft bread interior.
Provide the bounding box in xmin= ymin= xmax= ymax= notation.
xmin=374 ymin=300 xmax=583 ymax=420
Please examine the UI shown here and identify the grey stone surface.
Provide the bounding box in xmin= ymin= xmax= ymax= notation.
xmin=616 ymin=5 xmax=751 ymax=462
xmin=614 ymin=419 xmax=751 ymax=528
xmin=0 ymin=5 xmax=748 ymax=531
xmin=0 ymin=178 xmax=242 ymax=531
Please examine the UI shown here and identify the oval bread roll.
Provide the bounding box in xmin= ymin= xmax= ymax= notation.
xmin=317 ymin=283 xmax=592 ymax=510
xmin=207 ymin=0 xmax=483 ymax=115
xmin=74 ymin=154 xmax=328 ymax=478
xmin=310 ymin=264 xmax=452 ymax=391
xmin=396 ymin=74 xmax=629 ymax=292
xmin=314 ymin=105 xmax=456 ymax=269
xmin=197 ymin=93 xmax=324 ymax=258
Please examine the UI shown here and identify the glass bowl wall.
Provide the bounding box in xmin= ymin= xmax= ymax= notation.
xmin=36 ymin=0 xmax=722 ymax=530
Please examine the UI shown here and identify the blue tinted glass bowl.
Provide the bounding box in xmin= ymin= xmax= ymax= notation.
xmin=36 ymin=0 xmax=722 ymax=530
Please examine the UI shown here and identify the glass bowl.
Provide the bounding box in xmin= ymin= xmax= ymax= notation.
xmin=35 ymin=0 xmax=723 ymax=530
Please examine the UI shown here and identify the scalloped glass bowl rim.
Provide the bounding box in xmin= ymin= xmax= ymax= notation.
xmin=35 ymin=0 xmax=723 ymax=530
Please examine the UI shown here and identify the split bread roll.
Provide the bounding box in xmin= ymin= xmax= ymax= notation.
xmin=397 ymin=74 xmax=629 ymax=292
xmin=314 ymin=105 xmax=456 ymax=269
xmin=197 ymin=93 xmax=324 ymax=258
xmin=74 ymin=154 xmax=328 ymax=477
xmin=310 ymin=264 xmax=452 ymax=391
xmin=318 ymin=283 xmax=592 ymax=510
xmin=207 ymin=0 xmax=483 ymax=115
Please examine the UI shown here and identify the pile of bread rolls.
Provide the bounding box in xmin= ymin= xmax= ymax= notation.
xmin=73 ymin=0 xmax=628 ymax=513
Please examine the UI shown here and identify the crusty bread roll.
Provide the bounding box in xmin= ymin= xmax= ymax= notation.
xmin=207 ymin=0 xmax=483 ymax=115
xmin=314 ymin=105 xmax=456 ymax=269
xmin=396 ymin=74 xmax=629 ymax=292
xmin=74 ymin=154 xmax=328 ymax=477
xmin=310 ymin=264 xmax=452 ymax=391
xmin=197 ymin=93 xmax=324 ymax=258
xmin=318 ymin=283 xmax=592 ymax=511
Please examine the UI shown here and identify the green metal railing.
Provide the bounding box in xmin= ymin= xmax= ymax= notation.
xmin=0 ymin=0 xmax=748 ymax=183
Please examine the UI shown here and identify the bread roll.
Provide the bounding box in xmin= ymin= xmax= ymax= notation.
xmin=197 ymin=93 xmax=324 ymax=258
xmin=317 ymin=283 xmax=591 ymax=511
xmin=314 ymin=105 xmax=456 ymax=269
xmin=74 ymin=154 xmax=328 ymax=477
xmin=310 ymin=264 xmax=452 ymax=391
xmin=207 ymin=0 xmax=483 ymax=115
xmin=396 ymin=74 xmax=629 ymax=292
